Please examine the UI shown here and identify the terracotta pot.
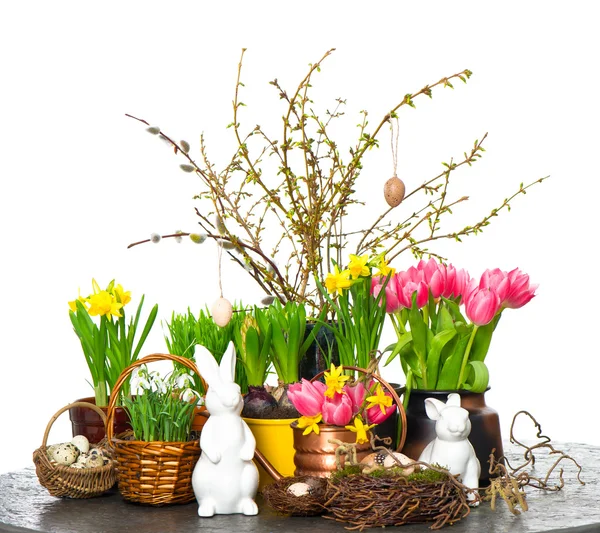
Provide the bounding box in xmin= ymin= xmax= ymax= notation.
xmin=244 ymin=417 xmax=296 ymax=492
xmin=292 ymin=423 xmax=372 ymax=477
xmin=69 ymin=396 xmax=131 ymax=443
xmin=401 ymin=389 xmax=503 ymax=485
xmin=191 ymin=405 xmax=208 ymax=432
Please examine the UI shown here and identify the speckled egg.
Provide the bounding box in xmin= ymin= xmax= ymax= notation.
xmin=71 ymin=435 xmax=90 ymax=454
xmin=76 ymin=452 xmax=89 ymax=466
xmin=384 ymin=176 xmax=406 ymax=208
xmin=287 ymin=482 xmax=312 ymax=497
xmin=86 ymin=455 xmax=105 ymax=468
xmin=211 ymin=297 xmax=233 ymax=327
xmin=70 ymin=462 xmax=85 ymax=469
xmin=50 ymin=443 xmax=80 ymax=466
xmin=360 ymin=451 xmax=416 ymax=474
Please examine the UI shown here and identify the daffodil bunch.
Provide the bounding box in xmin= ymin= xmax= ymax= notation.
xmin=288 ymin=364 xmax=396 ymax=444
xmin=69 ymin=279 xmax=158 ymax=407
xmin=316 ymin=254 xmax=391 ymax=370
xmin=123 ymin=366 xmax=201 ymax=442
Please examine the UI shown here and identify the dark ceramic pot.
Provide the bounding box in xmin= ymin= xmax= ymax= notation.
xmin=401 ymin=389 xmax=503 ymax=486
xmin=69 ymin=396 xmax=131 ymax=443
xmin=299 ymin=322 xmax=340 ymax=380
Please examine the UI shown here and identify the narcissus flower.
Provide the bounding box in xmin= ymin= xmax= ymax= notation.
xmin=366 ymin=384 xmax=393 ymax=414
xmin=296 ymin=414 xmax=323 ymax=435
xmin=375 ymin=256 xmax=396 ymax=277
xmin=113 ymin=284 xmax=131 ymax=306
xmin=87 ymin=291 xmax=123 ymax=319
xmin=345 ymin=417 xmax=376 ymax=444
xmin=348 ymin=254 xmax=370 ymax=279
xmin=325 ymin=265 xmax=352 ymax=296
xmin=324 ymin=364 xmax=350 ymax=398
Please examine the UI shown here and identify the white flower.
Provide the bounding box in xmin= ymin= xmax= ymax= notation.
xmin=179 ymin=388 xmax=200 ymax=403
xmin=176 ymin=373 xmax=193 ymax=389
xmin=130 ymin=366 xmax=151 ymax=392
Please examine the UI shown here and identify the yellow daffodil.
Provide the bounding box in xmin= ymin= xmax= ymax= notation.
xmin=68 ymin=290 xmax=89 ymax=312
xmin=348 ymin=254 xmax=370 ymax=279
xmin=324 ymin=266 xmax=352 ymax=296
xmin=375 ymin=256 xmax=396 ymax=277
xmin=366 ymin=384 xmax=393 ymax=414
xmin=296 ymin=414 xmax=323 ymax=435
xmin=113 ymin=284 xmax=132 ymax=306
xmin=324 ymin=363 xmax=350 ymax=398
xmin=87 ymin=290 xmax=123 ymax=319
xmin=345 ymin=417 xmax=376 ymax=444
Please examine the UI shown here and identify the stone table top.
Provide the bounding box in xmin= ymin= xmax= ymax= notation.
xmin=0 ymin=442 xmax=598 ymax=533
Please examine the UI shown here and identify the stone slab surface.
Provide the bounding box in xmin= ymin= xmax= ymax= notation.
xmin=0 ymin=442 xmax=598 ymax=533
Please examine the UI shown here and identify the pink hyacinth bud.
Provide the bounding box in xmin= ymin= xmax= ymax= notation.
xmin=321 ymin=391 xmax=353 ymax=426
xmin=464 ymin=286 xmax=501 ymax=326
xmin=288 ymin=378 xmax=326 ymax=417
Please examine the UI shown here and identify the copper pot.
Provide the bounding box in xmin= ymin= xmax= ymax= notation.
xmin=401 ymin=389 xmax=503 ymax=485
xmin=292 ymin=423 xmax=372 ymax=477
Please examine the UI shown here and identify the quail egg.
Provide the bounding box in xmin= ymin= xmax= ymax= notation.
xmin=71 ymin=435 xmax=90 ymax=454
xmin=70 ymin=463 xmax=85 ymax=469
xmin=50 ymin=443 xmax=80 ymax=466
xmin=86 ymin=455 xmax=105 ymax=468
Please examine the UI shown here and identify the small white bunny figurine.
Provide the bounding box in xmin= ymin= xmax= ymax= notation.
xmin=418 ymin=393 xmax=480 ymax=503
xmin=192 ymin=342 xmax=259 ymax=516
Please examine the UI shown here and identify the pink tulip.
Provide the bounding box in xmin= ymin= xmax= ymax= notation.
xmin=480 ymin=268 xmax=510 ymax=303
xmin=288 ymin=378 xmax=326 ymax=417
xmin=366 ymin=403 xmax=397 ymax=425
xmin=442 ymin=265 xmax=470 ymax=299
xmin=321 ymin=391 xmax=353 ymax=426
xmin=371 ymin=276 xmax=401 ymax=313
xmin=397 ymin=279 xmax=429 ymax=309
xmin=345 ymin=383 xmax=366 ymax=416
xmin=464 ymin=287 xmax=501 ymax=326
xmin=503 ymin=268 xmax=538 ymax=309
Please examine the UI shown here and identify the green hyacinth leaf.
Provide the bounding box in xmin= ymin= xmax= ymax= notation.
xmin=463 ymin=361 xmax=489 ymax=392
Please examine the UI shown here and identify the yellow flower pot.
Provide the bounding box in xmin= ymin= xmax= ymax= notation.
xmin=244 ymin=417 xmax=296 ymax=492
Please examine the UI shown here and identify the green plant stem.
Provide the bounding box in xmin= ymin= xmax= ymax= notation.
xmin=457 ymin=325 xmax=479 ymax=388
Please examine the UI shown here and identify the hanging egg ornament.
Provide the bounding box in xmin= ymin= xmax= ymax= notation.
xmin=211 ymin=297 xmax=233 ymax=327
xmin=384 ymin=176 xmax=406 ymax=208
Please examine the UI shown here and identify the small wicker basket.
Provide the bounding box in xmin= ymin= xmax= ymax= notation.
xmin=32 ymin=402 xmax=117 ymax=498
xmin=106 ymin=353 xmax=202 ymax=506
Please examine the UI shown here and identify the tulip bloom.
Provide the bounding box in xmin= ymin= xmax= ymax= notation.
xmin=345 ymin=383 xmax=366 ymax=415
xmin=503 ymin=268 xmax=538 ymax=309
xmin=371 ymin=276 xmax=401 ymax=313
xmin=397 ymin=279 xmax=429 ymax=309
xmin=464 ymin=287 xmax=501 ymax=326
xmin=288 ymin=379 xmax=326 ymax=417
xmin=479 ymin=268 xmax=510 ymax=303
xmin=321 ymin=391 xmax=353 ymax=426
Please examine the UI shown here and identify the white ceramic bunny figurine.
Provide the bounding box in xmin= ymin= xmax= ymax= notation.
xmin=192 ymin=341 xmax=259 ymax=516
xmin=418 ymin=393 xmax=480 ymax=503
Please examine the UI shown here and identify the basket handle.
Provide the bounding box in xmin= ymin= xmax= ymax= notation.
xmin=309 ymin=365 xmax=407 ymax=452
xmin=105 ymin=353 xmax=203 ymax=442
xmin=41 ymin=401 xmax=107 ymax=448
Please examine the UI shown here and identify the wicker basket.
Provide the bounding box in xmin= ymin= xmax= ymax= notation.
xmin=106 ymin=353 xmax=202 ymax=505
xmin=32 ymin=402 xmax=117 ymax=498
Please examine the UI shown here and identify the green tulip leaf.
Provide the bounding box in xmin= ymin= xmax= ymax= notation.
xmin=470 ymin=314 xmax=502 ymax=362
xmin=408 ymin=300 xmax=428 ymax=367
xmin=426 ymin=329 xmax=457 ymax=389
xmin=437 ymin=334 xmax=470 ymax=389
xmin=384 ymin=332 xmax=413 ymax=366
xmin=463 ymin=361 xmax=489 ymax=392
xmin=436 ymin=304 xmax=455 ymax=334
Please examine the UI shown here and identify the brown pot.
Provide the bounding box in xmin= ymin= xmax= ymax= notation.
xmin=69 ymin=396 xmax=131 ymax=443
xmin=191 ymin=405 xmax=208 ymax=432
xmin=292 ymin=423 xmax=372 ymax=477
xmin=400 ymin=389 xmax=503 ymax=485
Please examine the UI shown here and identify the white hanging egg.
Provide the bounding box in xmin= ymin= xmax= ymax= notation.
xmin=211 ymin=297 xmax=233 ymax=327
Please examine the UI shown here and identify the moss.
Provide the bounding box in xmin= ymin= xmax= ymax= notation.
xmin=330 ymin=465 xmax=362 ymax=482
xmin=407 ymin=468 xmax=449 ymax=483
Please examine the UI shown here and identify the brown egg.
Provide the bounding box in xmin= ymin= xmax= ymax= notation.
xmin=211 ymin=297 xmax=233 ymax=327
xmin=384 ymin=176 xmax=406 ymax=207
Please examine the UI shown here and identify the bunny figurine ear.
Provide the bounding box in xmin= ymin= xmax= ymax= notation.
xmin=424 ymin=397 xmax=447 ymax=421
xmin=194 ymin=344 xmax=220 ymax=387
xmin=219 ymin=341 xmax=237 ymax=383
xmin=446 ymin=393 xmax=461 ymax=407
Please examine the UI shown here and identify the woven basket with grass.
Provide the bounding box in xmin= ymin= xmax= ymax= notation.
xmin=32 ymin=402 xmax=117 ymax=498
xmin=106 ymin=353 xmax=202 ymax=506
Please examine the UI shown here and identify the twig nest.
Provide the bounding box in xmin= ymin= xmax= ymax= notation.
xmin=384 ymin=176 xmax=406 ymax=207
xmin=262 ymin=476 xmax=327 ymax=516
xmin=361 ymin=451 xmax=417 ymax=474
xmin=211 ymin=297 xmax=233 ymax=327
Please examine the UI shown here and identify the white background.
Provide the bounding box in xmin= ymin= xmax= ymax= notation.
xmin=1 ymin=1 xmax=599 ymax=474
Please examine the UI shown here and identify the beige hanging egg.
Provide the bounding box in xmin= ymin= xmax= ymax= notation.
xmin=384 ymin=176 xmax=406 ymax=207
xmin=211 ymin=297 xmax=233 ymax=327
